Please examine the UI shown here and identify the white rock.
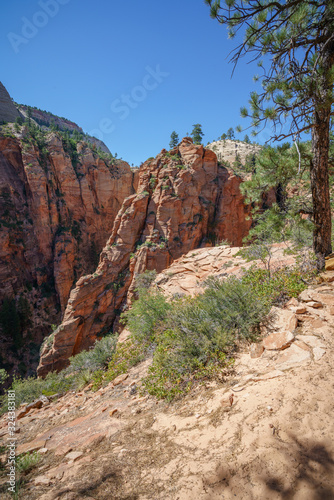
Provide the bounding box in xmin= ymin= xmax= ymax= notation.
xmin=275 ymin=344 xmax=311 ymax=370
xmin=313 ymin=347 xmax=326 ymax=361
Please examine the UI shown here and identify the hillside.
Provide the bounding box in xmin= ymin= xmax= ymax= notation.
xmin=207 ymin=139 xmax=261 ymax=167
xmin=1 ymin=246 xmax=333 ymax=499
xmin=17 ymin=104 xmax=111 ymax=155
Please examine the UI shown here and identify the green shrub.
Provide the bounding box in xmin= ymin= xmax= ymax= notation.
xmin=0 ymin=369 xmax=8 ymax=387
xmin=0 ymin=372 xmax=73 ymax=413
xmin=121 ymin=289 xmax=171 ymax=344
xmin=241 ymin=264 xmax=314 ymax=306
xmin=127 ymin=262 xmax=312 ymax=401
xmin=142 ymin=276 xmax=271 ymax=400
xmin=17 ymin=451 xmax=41 ymax=473
xmin=66 ymin=334 xmax=117 ymax=374
xmin=101 ymin=339 xmax=145 ymax=386
xmin=134 ymin=270 xmax=157 ymax=292
xmin=0 ymin=334 xmax=118 ymax=413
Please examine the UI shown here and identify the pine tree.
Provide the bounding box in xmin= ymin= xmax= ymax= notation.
xmin=241 ymin=142 xmax=314 ymax=246
xmin=191 ymin=124 xmax=204 ymax=145
xmin=226 ymin=127 xmax=235 ymax=140
xmin=244 ymin=134 xmax=251 ymax=144
xmin=169 ymin=131 xmax=179 ymax=149
xmin=221 ymin=133 xmax=227 ymax=140
xmin=26 ymin=106 xmax=32 ymax=127
xmin=205 ymin=0 xmax=334 ymax=266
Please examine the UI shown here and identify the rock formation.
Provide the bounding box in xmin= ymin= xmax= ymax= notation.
xmin=0 ymin=130 xmax=134 ymax=374
xmin=38 ymin=137 xmax=257 ymax=376
xmin=207 ymin=138 xmax=261 ymax=165
xmin=0 ymin=81 xmax=20 ymax=123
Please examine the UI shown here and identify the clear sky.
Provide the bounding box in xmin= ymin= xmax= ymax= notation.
xmin=1 ymin=0 xmax=277 ymax=166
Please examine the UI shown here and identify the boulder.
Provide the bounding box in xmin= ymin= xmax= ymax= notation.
xmin=271 ymin=307 xmax=297 ymax=333
xmin=250 ymin=343 xmax=264 ymax=358
xmin=275 ymin=344 xmax=311 ymax=370
xmin=325 ymin=257 xmax=334 ymax=271
xmin=263 ymin=331 xmax=294 ymax=350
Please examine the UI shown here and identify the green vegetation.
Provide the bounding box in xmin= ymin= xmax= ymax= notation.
xmin=16 ymin=451 xmax=41 ymax=473
xmin=241 ymin=142 xmax=316 ymax=250
xmin=134 ymin=269 xmax=157 ymax=291
xmin=0 ymin=333 xmax=117 ymax=414
xmin=226 ymin=127 xmax=235 ymax=140
xmin=117 ymin=264 xmax=312 ymax=401
xmin=4 ymin=451 xmax=42 ymax=499
xmin=205 ymin=0 xmax=334 ymax=266
xmin=61 ymin=130 xmax=80 ymax=172
xmin=93 ymin=339 xmax=145 ymax=390
xmin=169 ymin=131 xmax=179 ymax=149
xmin=149 ymin=176 xmax=157 ymax=189
xmin=0 ymin=369 xmax=8 ymax=387
xmin=191 ymin=124 xmax=204 ymax=145
xmin=0 ymin=254 xmax=314 ymax=410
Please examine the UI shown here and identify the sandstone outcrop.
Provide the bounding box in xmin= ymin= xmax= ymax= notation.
xmin=38 ymin=137 xmax=266 ymax=376
xmin=207 ymin=138 xmax=261 ymax=165
xmin=0 ymin=130 xmax=133 ymax=373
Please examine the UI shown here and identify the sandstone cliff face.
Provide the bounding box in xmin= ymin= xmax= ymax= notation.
xmin=0 ymin=130 xmax=133 ymax=374
xmin=0 ymin=82 xmax=20 ymax=123
xmin=38 ymin=137 xmax=255 ymax=376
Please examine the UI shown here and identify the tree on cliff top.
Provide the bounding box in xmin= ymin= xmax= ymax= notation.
xmin=169 ymin=131 xmax=179 ymax=149
xmin=191 ymin=124 xmax=204 ymax=144
xmin=226 ymin=127 xmax=235 ymax=140
xmin=205 ymin=0 xmax=334 ymax=267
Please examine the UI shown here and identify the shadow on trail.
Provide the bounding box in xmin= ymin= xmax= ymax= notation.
xmin=204 ymin=434 xmax=334 ymax=500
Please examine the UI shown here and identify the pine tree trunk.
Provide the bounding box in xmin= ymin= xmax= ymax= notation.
xmin=310 ymin=26 xmax=334 ymax=269
xmin=310 ymin=104 xmax=332 ymax=268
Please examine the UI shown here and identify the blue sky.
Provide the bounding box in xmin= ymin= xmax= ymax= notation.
xmin=1 ymin=0 xmax=276 ymax=165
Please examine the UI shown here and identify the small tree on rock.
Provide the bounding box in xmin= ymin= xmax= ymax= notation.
xmin=191 ymin=124 xmax=204 ymax=145
xmin=169 ymin=131 xmax=179 ymax=149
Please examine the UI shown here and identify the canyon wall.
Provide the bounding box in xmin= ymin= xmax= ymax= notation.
xmin=0 ymin=130 xmax=134 ymax=374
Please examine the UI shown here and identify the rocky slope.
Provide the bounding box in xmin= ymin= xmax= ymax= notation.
xmin=17 ymin=105 xmax=111 ymax=154
xmin=1 ymin=248 xmax=333 ymax=500
xmin=207 ymin=139 xmax=261 ymax=166
xmin=0 ymin=82 xmax=20 ymax=124
xmin=38 ymin=137 xmax=264 ymax=376
xmin=0 ymin=129 xmax=134 ymax=375
xmin=0 ymin=81 xmax=111 ymax=155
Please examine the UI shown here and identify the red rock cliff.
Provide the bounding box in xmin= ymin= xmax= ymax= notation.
xmin=0 ymin=130 xmax=134 ymax=374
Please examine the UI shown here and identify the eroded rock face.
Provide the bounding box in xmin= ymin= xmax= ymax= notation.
xmin=0 ymin=82 xmax=20 ymax=123
xmin=38 ymin=137 xmax=259 ymax=376
xmin=0 ymin=132 xmax=133 ymax=373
